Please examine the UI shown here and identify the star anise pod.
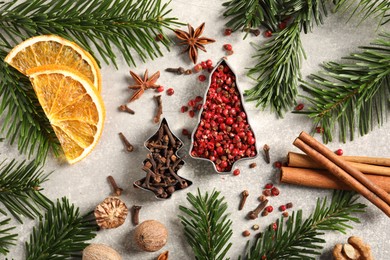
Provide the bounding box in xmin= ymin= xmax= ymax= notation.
xmin=174 ymin=23 xmax=215 ymax=64
xmin=128 ymin=69 xmax=160 ymax=102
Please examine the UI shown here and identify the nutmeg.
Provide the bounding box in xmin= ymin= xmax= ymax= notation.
xmin=134 ymin=220 xmax=168 ymax=252
xmin=83 ymin=243 xmax=121 ymax=260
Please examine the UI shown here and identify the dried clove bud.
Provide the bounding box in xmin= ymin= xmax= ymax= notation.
xmin=165 ymin=67 xmax=186 ymax=75
xmin=131 ymin=205 xmax=142 ymax=226
xmin=247 ymin=199 xmax=268 ymax=220
xmin=153 ymin=95 xmax=163 ymax=124
xmin=263 ymin=144 xmax=270 ymax=164
xmin=239 ymin=190 xmax=249 ymax=210
xmin=107 ymin=175 xmax=123 ymax=196
xmin=118 ymin=104 xmax=135 ymax=114
xmin=119 ymin=132 xmax=134 ymax=152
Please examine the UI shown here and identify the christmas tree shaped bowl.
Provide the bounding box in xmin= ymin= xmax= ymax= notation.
xmin=190 ymin=59 xmax=258 ymax=174
xmin=133 ymin=118 xmax=192 ymax=200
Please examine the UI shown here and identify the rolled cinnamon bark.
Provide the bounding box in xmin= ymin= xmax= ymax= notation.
xmin=280 ymin=167 xmax=390 ymax=192
xmin=288 ymin=152 xmax=390 ymax=177
xmin=294 ymin=132 xmax=390 ymax=217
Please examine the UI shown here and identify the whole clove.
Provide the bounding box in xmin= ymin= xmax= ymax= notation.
xmin=119 ymin=132 xmax=134 ymax=152
xmin=247 ymin=199 xmax=269 ymax=220
xmin=131 ymin=205 xmax=142 ymax=225
xmin=118 ymin=104 xmax=135 ymax=114
xmin=165 ymin=67 xmax=186 ymax=75
xmin=107 ymin=175 xmax=123 ymax=196
xmin=153 ymin=95 xmax=163 ymax=124
xmin=263 ymin=144 xmax=270 ymax=164
xmin=239 ymin=190 xmax=249 ymax=210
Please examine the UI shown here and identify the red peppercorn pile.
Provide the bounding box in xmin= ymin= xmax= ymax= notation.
xmin=190 ymin=61 xmax=257 ymax=172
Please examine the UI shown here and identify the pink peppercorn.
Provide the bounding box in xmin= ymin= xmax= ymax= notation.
xmin=233 ymin=169 xmax=240 ymax=176
xmin=198 ymin=75 xmax=207 ymax=82
xmin=335 ymin=149 xmax=343 ymax=156
xmin=223 ymin=44 xmax=233 ymax=51
xmin=264 ymin=183 xmax=273 ymax=189
xmin=156 ymin=86 xmax=164 ymax=92
xmin=274 ymin=161 xmax=282 ymax=169
xmin=166 ymin=88 xmax=174 ymax=96
xmin=265 ymin=206 xmax=273 ymax=213
xmin=271 ymin=187 xmax=280 ymax=196
xmin=279 ymin=205 xmax=287 ymax=211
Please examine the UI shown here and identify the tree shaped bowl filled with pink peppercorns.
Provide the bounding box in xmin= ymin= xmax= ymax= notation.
xmin=190 ymin=59 xmax=258 ymax=173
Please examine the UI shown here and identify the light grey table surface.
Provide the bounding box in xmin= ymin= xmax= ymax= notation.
xmin=2 ymin=1 xmax=390 ymax=259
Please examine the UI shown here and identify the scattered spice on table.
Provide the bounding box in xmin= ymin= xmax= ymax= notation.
xmin=128 ymin=69 xmax=161 ymax=102
xmin=118 ymin=104 xmax=135 ymax=114
xmin=174 ymin=22 xmax=215 ymax=64
xmin=118 ymin=132 xmax=134 ymax=152
xmin=153 ymin=95 xmax=163 ymax=123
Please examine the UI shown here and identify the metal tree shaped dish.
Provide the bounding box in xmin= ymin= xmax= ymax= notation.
xmin=134 ymin=118 xmax=192 ymax=199
xmin=190 ymin=59 xmax=258 ymax=173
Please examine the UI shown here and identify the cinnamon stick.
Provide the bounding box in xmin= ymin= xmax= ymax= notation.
xmin=288 ymin=152 xmax=390 ymax=177
xmin=280 ymin=167 xmax=390 ymax=192
xmin=294 ymin=132 xmax=390 ymax=217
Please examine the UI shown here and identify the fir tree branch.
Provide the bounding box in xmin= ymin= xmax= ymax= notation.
xmin=222 ymin=0 xmax=281 ymax=34
xmin=0 ymin=159 xmax=52 ymax=223
xmin=243 ymin=0 xmax=330 ymax=117
xmin=25 ymin=197 xmax=98 ymax=259
xmin=334 ymin=0 xmax=390 ymax=25
xmin=0 ymin=0 xmax=181 ymax=67
xmin=0 ymin=218 xmax=16 ymax=256
xmin=179 ymin=189 xmax=233 ymax=260
xmin=240 ymin=190 xmax=366 ymax=260
xmin=245 ymin=21 xmax=304 ymax=117
xmin=299 ymin=33 xmax=390 ymax=143
xmin=0 ymin=46 xmax=61 ymax=164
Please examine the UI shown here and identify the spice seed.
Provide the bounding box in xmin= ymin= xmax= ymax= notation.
xmin=242 ymin=230 xmax=251 ymax=237
xmin=252 ymin=224 xmax=260 ymax=231
xmin=249 ymin=162 xmax=257 ymax=168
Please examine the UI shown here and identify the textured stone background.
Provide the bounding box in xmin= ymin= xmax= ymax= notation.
xmin=2 ymin=0 xmax=390 ymax=259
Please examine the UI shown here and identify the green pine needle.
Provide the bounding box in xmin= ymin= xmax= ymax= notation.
xmin=0 ymin=47 xmax=61 ymax=164
xmin=245 ymin=21 xmax=304 ymax=117
xmin=0 ymin=218 xmax=16 ymax=256
xmin=179 ymin=189 xmax=233 ymax=260
xmin=299 ymin=33 xmax=390 ymax=143
xmin=0 ymin=0 xmax=181 ymax=67
xmin=25 ymin=197 xmax=98 ymax=259
xmin=222 ymin=0 xmax=281 ymax=34
xmin=0 ymin=159 xmax=52 ymax=223
xmin=240 ymin=190 xmax=366 ymax=260
xmin=239 ymin=0 xmax=329 ymax=117
xmin=334 ymin=0 xmax=390 ymax=25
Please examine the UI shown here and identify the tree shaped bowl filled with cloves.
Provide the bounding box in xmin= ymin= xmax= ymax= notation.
xmin=133 ymin=118 xmax=192 ymax=199
xmin=190 ymin=59 xmax=258 ymax=173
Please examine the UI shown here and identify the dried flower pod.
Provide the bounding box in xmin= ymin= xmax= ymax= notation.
xmin=134 ymin=220 xmax=168 ymax=252
xmin=83 ymin=244 xmax=121 ymax=260
xmin=94 ymin=197 xmax=128 ymax=229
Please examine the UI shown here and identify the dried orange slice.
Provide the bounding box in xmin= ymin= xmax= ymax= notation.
xmin=27 ymin=65 xmax=105 ymax=164
xmin=4 ymin=35 xmax=101 ymax=92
